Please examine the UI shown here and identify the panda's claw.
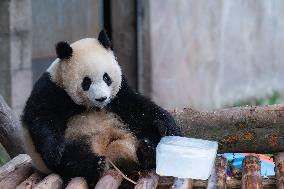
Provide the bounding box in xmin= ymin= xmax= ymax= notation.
xmin=96 ymin=156 xmax=107 ymax=172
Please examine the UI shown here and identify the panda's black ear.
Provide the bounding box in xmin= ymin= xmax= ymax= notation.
xmin=98 ymin=30 xmax=111 ymax=49
xmin=56 ymin=41 xmax=73 ymax=59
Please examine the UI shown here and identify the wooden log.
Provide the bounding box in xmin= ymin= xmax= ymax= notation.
xmin=171 ymin=105 xmax=284 ymax=153
xmin=274 ymin=152 xmax=284 ymax=189
xmin=65 ymin=177 xmax=88 ymax=189
xmin=171 ymin=178 xmax=193 ymax=189
xmin=157 ymin=176 xmax=275 ymax=188
xmin=207 ymin=156 xmax=228 ymax=189
xmin=0 ymin=161 xmax=33 ymax=189
xmin=94 ymin=170 xmax=123 ymax=189
xmin=16 ymin=172 xmax=44 ymax=189
xmin=34 ymin=174 xmax=63 ymax=189
xmin=0 ymin=154 xmax=31 ymax=181
xmin=0 ymin=94 xmax=24 ymax=157
xmin=134 ymin=170 xmax=159 ymax=189
xmin=241 ymin=155 xmax=262 ymax=189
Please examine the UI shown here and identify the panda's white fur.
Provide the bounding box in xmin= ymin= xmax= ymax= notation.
xmin=22 ymin=128 xmax=51 ymax=173
xmin=65 ymin=110 xmax=138 ymax=163
xmin=48 ymin=38 xmax=122 ymax=108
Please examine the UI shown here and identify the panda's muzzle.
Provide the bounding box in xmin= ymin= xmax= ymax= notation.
xmin=95 ymin=97 xmax=107 ymax=102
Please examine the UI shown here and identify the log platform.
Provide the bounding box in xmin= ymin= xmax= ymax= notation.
xmin=0 ymin=153 xmax=282 ymax=189
xmin=1 ymin=96 xmax=284 ymax=188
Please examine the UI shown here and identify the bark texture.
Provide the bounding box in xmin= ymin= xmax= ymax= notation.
xmin=0 ymin=95 xmax=24 ymax=157
xmin=274 ymin=152 xmax=284 ymax=189
xmin=241 ymin=155 xmax=262 ymax=189
xmin=171 ymin=105 xmax=284 ymax=153
xmin=207 ymin=156 xmax=228 ymax=189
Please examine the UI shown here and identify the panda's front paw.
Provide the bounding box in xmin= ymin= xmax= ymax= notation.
xmin=155 ymin=120 xmax=182 ymax=136
xmin=96 ymin=156 xmax=107 ymax=172
xmin=137 ymin=139 xmax=156 ymax=170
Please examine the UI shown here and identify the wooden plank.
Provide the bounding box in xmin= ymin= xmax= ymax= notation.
xmin=34 ymin=174 xmax=63 ymax=189
xmin=274 ymin=152 xmax=284 ymax=189
xmin=0 ymin=161 xmax=33 ymax=189
xmin=207 ymin=156 xmax=228 ymax=189
xmin=16 ymin=172 xmax=44 ymax=189
xmin=135 ymin=170 xmax=159 ymax=189
xmin=171 ymin=178 xmax=193 ymax=189
xmin=241 ymin=155 xmax=262 ymax=189
xmin=94 ymin=170 xmax=123 ymax=189
xmin=65 ymin=177 xmax=88 ymax=189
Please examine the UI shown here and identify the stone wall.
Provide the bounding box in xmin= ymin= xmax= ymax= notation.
xmin=0 ymin=0 xmax=32 ymax=116
xmin=143 ymin=0 xmax=284 ymax=110
xmin=0 ymin=0 xmax=101 ymax=116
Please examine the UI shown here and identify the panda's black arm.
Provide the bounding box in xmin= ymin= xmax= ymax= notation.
xmin=107 ymin=76 xmax=181 ymax=145
xmin=27 ymin=117 xmax=66 ymax=170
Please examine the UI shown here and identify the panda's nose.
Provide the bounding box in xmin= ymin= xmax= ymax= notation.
xmin=95 ymin=97 xmax=107 ymax=102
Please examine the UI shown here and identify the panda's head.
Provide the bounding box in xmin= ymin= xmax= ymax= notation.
xmin=47 ymin=30 xmax=122 ymax=108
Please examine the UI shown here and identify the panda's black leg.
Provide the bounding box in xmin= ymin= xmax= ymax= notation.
xmin=59 ymin=138 xmax=108 ymax=187
xmin=137 ymin=138 xmax=156 ymax=170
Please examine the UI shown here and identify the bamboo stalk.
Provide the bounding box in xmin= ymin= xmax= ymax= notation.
xmin=207 ymin=156 xmax=228 ymax=189
xmin=274 ymin=152 xmax=284 ymax=189
xmin=241 ymin=155 xmax=262 ymax=189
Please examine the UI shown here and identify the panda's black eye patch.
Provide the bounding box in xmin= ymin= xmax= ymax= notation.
xmin=82 ymin=77 xmax=92 ymax=91
xmin=103 ymin=73 xmax=112 ymax=86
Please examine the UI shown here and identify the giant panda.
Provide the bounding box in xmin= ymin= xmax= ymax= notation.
xmin=22 ymin=30 xmax=181 ymax=185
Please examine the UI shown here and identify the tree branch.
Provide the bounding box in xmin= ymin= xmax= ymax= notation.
xmin=0 ymin=95 xmax=24 ymax=157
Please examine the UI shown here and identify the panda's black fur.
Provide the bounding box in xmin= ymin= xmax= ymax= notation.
xmin=22 ymin=30 xmax=181 ymax=185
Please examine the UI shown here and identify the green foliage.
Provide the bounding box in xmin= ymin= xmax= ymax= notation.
xmin=0 ymin=143 xmax=10 ymax=166
xmin=232 ymin=91 xmax=284 ymax=107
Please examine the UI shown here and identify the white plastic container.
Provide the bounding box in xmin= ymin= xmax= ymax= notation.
xmin=156 ymin=136 xmax=218 ymax=180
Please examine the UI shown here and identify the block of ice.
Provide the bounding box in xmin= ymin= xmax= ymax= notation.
xmin=156 ymin=136 xmax=218 ymax=180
